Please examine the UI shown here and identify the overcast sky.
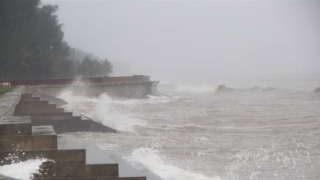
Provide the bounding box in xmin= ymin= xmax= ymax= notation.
xmin=42 ymin=0 xmax=320 ymax=84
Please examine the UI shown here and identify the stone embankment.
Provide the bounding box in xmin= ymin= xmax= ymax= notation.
xmin=5 ymin=76 xmax=160 ymax=99
xmin=0 ymin=87 xmax=162 ymax=180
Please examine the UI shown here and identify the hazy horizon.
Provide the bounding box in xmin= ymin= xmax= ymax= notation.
xmin=42 ymin=0 xmax=320 ymax=84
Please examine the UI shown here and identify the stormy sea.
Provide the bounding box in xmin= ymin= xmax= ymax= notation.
xmin=45 ymin=76 xmax=320 ymax=180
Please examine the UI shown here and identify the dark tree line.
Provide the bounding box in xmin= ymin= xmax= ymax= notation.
xmin=0 ymin=0 xmax=112 ymax=81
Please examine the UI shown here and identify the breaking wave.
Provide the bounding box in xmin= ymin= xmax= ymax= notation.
xmin=174 ymin=84 xmax=234 ymax=93
xmin=215 ymin=84 xmax=235 ymax=92
xmin=125 ymin=148 xmax=221 ymax=180
xmin=173 ymin=84 xmax=280 ymax=93
xmin=0 ymin=158 xmax=48 ymax=180
xmin=247 ymin=86 xmax=276 ymax=92
xmin=93 ymin=94 xmax=145 ymax=132
xmin=58 ymin=90 xmax=145 ymax=132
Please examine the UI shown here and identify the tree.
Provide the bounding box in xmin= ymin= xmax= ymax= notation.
xmin=76 ymin=57 xmax=113 ymax=77
xmin=0 ymin=0 xmax=112 ymax=80
xmin=0 ymin=0 xmax=71 ymax=80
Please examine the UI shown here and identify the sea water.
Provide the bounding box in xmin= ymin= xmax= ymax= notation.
xmin=56 ymin=76 xmax=320 ymax=180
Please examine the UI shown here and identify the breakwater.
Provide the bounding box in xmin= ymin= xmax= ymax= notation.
xmin=0 ymin=86 xmax=162 ymax=180
xmin=3 ymin=76 xmax=159 ymax=99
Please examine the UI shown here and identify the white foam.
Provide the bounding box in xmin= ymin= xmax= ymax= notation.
xmin=174 ymin=84 xmax=216 ymax=93
xmin=125 ymin=148 xmax=221 ymax=180
xmin=58 ymin=87 xmax=145 ymax=132
xmin=93 ymin=93 xmax=146 ymax=132
xmin=111 ymin=96 xmax=177 ymax=105
xmin=0 ymin=158 xmax=48 ymax=180
xmin=174 ymin=84 xmax=236 ymax=93
xmin=144 ymin=95 xmax=179 ymax=104
xmin=58 ymin=89 xmax=97 ymax=117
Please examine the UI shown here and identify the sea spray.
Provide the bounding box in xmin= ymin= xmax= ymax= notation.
xmin=55 ymin=81 xmax=320 ymax=180
xmin=125 ymin=148 xmax=221 ymax=180
xmin=174 ymin=84 xmax=216 ymax=93
xmin=174 ymin=84 xmax=236 ymax=93
xmin=58 ymin=88 xmax=145 ymax=132
xmin=58 ymin=89 xmax=97 ymax=117
xmin=0 ymin=158 xmax=48 ymax=180
xmin=93 ymin=93 xmax=145 ymax=132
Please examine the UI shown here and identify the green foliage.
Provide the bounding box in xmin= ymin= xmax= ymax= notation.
xmin=68 ymin=48 xmax=101 ymax=62
xmin=77 ymin=57 xmax=113 ymax=77
xmin=0 ymin=0 xmax=113 ymax=80
xmin=0 ymin=87 xmax=15 ymax=98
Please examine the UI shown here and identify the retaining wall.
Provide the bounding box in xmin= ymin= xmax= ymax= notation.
xmin=0 ymin=87 xmax=163 ymax=180
xmin=0 ymin=86 xmax=25 ymax=118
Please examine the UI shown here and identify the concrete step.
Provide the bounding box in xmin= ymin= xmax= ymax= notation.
xmin=33 ymin=162 xmax=118 ymax=178
xmin=32 ymin=177 xmax=146 ymax=180
xmin=31 ymin=116 xmax=82 ymax=121
xmin=80 ymin=120 xmax=117 ymax=133
xmin=18 ymin=101 xmax=49 ymax=106
xmin=58 ymin=135 xmax=161 ymax=180
xmin=15 ymin=104 xmax=57 ymax=110
xmin=0 ymin=116 xmax=32 ymax=135
xmin=21 ymin=93 xmax=32 ymax=97
xmin=0 ymin=149 xmax=86 ymax=165
xmin=21 ymin=97 xmax=41 ymax=102
xmin=0 ymin=126 xmax=57 ymax=151
xmin=27 ymin=89 xmax=68 ymax=108
xmin=0 ymin=174 xmax=19 ymax=180
xmin=14 ymin=112 xmax=72 ymax=117
xmin=31 ymin=119 xmax=116 ymax=133
xmin=14 ymin=108 xmax=64 ymax=114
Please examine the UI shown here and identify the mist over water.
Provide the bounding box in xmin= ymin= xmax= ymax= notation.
xmin=38 ymin=1 xmax=320 ymax=179
xmin=57 ymin=77 xmax=320 ymax=180
xmin=42 ymin=0 xmax=320 ymax=83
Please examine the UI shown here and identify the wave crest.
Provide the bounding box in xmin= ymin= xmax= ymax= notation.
xmin=215 ymin=84 xmax=235 ymax=92
xmin=58 ymin=89 xmax=144 ymax=132
xmin=174 ymin=84 xmax=235 ymax=93
xmin=93 ymin=94 xmax=145 ymax=132
xmin=247 ymin=86 xmax=276 ymax=92
xmin=125 ymin=148 xmax=221 ymax=180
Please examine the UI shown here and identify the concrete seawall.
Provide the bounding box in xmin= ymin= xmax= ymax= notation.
xmin=33 ymin=81 xmax=159 ymax=99
xmin=0 ymin=86 xmax=25 ymax=118
xmin=0 ymin=87 xmax=163 ymax=180
xmin=3 ymin=76 xmax=160 ymax=99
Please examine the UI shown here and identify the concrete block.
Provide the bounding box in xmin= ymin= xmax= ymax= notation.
xmin=15 ymin=104 xmax=56 ymax=110
xmin=57 ymin=135 xmax=152 ymax=179
xmin=34 ymin=163 xmax=118 ymax=178
xmin=14 ymin=112 xmax=72 ymax=117
xmin=18 ymin=101 xmax=49 ymax=106
xmin=80 ymin=120 xmax=117 ymax=133
xmin=0 ymin=126 xmax=57 ymax=151
xmin=21 ymin=93 xmax=32 ymax=97
xmin=0 ymin=149 xmax=86 ymax=165
xmin=0 ymin=174 xmax=19 ymax=180
xmin=32 ymin=126 xmax=56 ymax=135
xmin=33 ymin=177 xmax=146 ymax=180
xmin=0 ymin=116 xmax=32 ymax=135
xmin=14 ymin=108 xmax=64 ymax=114
xmin=31 ymin=118 xmax=116 ymax=134
xmin=21 ymin=96 xmax=40 ymax=101
xmin=31 ymin=116 xmax=82 ymax=121
xmin=58 ymin=135 xmax=161 ymax=180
